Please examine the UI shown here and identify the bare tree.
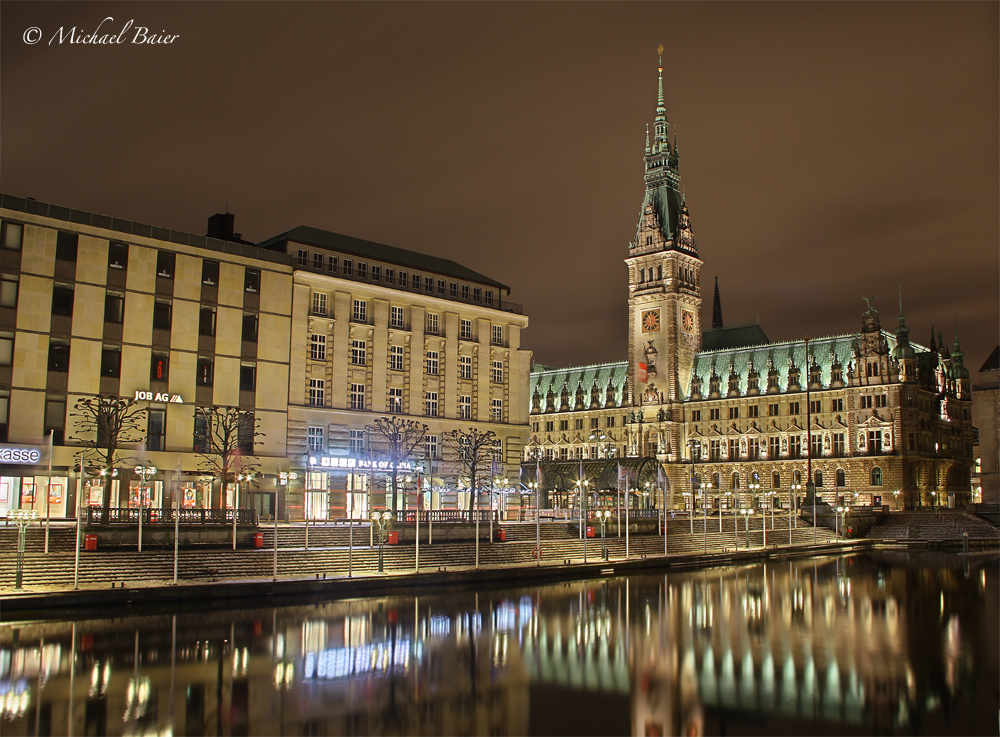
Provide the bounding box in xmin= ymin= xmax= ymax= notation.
xmin=365 ymin=417 xmax=428 ymax=513
xmin=69 ymin=395 xmax=147 ymax=513
xmin=442 ymin=427 xmax=498 ymax=521
xmin=195 ymin=406 xmax=264 ymax=509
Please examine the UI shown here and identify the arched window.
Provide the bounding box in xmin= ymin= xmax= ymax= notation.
xmin=713 ymin=472 xmax=721 ymax=490
xmin=814 ymin=471 xmax=823 ymax=488
xmin=639 ymin=268 xmax=646 ymax=283
xmin=793 ymin=469 xmax=802 ymax=485
xmin=772 ymin=471 xmax=781 ymax=488
xmin=732 ymin=472 xmax=740 ymax=489
xmin=836 ymin=469 xmax=846 ymax=487
xmin=871 ymin=467 xmax=883 ymax=486
xmin=657 ymin=265 xmax=663 ymax=280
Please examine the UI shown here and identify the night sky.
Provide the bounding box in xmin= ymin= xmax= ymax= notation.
xmin=3 ymin=2 xmax=997 ymax=374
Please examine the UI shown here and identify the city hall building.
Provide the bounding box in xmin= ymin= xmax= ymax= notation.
xmin=526 ymin=58 xmax=975 ymax=513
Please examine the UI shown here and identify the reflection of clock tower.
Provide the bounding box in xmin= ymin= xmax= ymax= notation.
xmin=626 ymin=48 xmax=702 ymax=459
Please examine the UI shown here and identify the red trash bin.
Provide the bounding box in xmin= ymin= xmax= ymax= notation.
xmin=387 ymin=531 xmax=399 ymax=545
xmin=253 ymin=532 xmax=264 ymax=548
xmin=586 ymin=526 xmax=595 ymax=538
xmin=84 ymin=534 xmax=97 ymax=551
xmin=496 ymin=529 xmax=506 ymax=542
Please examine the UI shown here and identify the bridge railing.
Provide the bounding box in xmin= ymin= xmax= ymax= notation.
xmin=86 ymin=507 xmax=257 ymax=525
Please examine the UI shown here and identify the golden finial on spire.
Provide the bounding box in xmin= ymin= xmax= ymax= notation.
xmin=657 ymin=44 xmax=664 ymax=56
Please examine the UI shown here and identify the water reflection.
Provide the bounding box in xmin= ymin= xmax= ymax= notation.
xmin=1 ymin=552 xmax=996 ymax=736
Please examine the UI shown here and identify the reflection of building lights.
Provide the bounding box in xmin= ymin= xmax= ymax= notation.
xmin=123 ymin=676 xmax=151 ymax=721
xmin=274 ymin=662 xmax=294 ymax=689
xmin=231 ymin=646 xmax=249 ymax=678
xmin=302 ymin=641 xmax=411 ymax=680
xmin=1 ymin=682 xmax=30 ymax=718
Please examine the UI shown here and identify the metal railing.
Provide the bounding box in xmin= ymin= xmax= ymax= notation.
xmin=394 ymin=509 xmax=494 ymax=523
xmin=86 ymin=507 xmax=257 ymax=525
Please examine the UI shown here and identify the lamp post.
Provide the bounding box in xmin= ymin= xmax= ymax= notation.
xmin=11 ymin=509 xmax=38 ymax=589
xmin=739 ymin=508 xmax=754 ymax=548
xmin=236 ymin=472 xmax=254 ymax=551
xmin=98 ymin=467 xmax=119 ymax=524
xmin=575 ymin=479 xmax=590 ymax=562
xmin=791 ymin=481 xmax=801 ymax=532
xmin=527 ymin=480 xmax=541 ymax=564
xmin=687 ymin=440 xmax=700 ymax=534
xmin=371 ymin=510 xmax=392 ymax=573
xmin=749 ymin=481 xmax=763 ymax=548
xmin=134 ymin=464 xmax=157 ymax=553
xmin=276 ymin=471 xmax=296 ymax=581
xmin=597 ymin=509 xmax=612 ymax=560
xmin=835 ymin=505 xmax=843 ymax=540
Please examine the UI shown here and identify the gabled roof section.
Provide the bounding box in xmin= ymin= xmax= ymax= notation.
xmin=979 ymin=345 xmax=999 ymax=373
xmin=258 ymin=225 xmax=509 ymax=293
xmin=701 ymin=323 xmax=770 ymax=352
xmin=530 ymin=361 xmax=629 ymax=408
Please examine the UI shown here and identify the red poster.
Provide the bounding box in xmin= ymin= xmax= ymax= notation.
xmin=48 ymin=484 xmax=62 ymax=504
xmin=21 ymin=484 xmax=35 ymax=504
xmin=637 ymin=362 xmax=648 ymax=383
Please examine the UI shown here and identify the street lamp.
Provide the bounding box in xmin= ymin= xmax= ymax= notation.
xmin=596 ymin=509 xmax=612 ymax=561
xmin=791 ymin=481 xmax=802 ymax=531
xmin=739 ymin=508 xmax=754 ymax=548
xmin=749 ymin=480 xmax=763 ymax=547
xmin=10 ymin=509 xmax=38 ymax=589
xmin=134 ymin=464 xmax=157 ymax=553
xmin=97 ymin=467 xmax=119 ymax=523
xmin=835 ymin=505 xmax=844 ymax=539
xmin=687 ymin=439 xmax=700 ymax=534
xmin=527 ymin=480 xmax=541 ymax=563
xmin=371 ymin=510 xmax=392 ymax=573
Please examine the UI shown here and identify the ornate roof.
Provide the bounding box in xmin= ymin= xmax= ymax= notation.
xmin=529 ymin=361 xmax=629 ymax=410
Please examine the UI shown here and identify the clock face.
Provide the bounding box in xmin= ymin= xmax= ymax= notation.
xmin=682 ymin=310 xmax=694 ymax=333
xmin=641 ymin=310 xmax=660 ymax=332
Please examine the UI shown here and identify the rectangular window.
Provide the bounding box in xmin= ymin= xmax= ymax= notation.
xmin=343 ymin=260 xmax=353 ymax=277
xmin=492 ymin=325 xmax=503 ymax=345
xmin=768 ymin=436 xmax=780 ymax=458
xmin=860 ymin=395 xmax=873 ymax=409
xmin=809 ymin=400 xmax=822 ymax=414
xmin=425 ymin=391 xmax=438 ymax=417
xmin=728 ymin=406 xmax=739 ymax=419
xmin=729 ymin=438 xmax=739 ymax=459
xmin=240 ymin=363 xmax=256 ymax=391
xmin=748 ymin=437 xmax=759 ymax=459
xmin=351 ymin=339 xmax=367 ymax=366
xmin=307 ymin=426 xmax=325 ymax=452
xmin=310 ymin=334 xmax=326 ymax=360
xmin=312 ymin=292 xmax=327 ymax=316
xmin=607 ymin=416 xmax=616 ymax=427
xmin=789 ymin=402 xmax=800 ymax=415
xmin=358 ymin=263 xmax=368 ymax=280
xmin=833 ymin=433 xmax=846 ymax=456
xmin=449 ymin=282 xmax=457 ymax=297
xmin=425 ymin=351 xmax=439 ymax=375
xmin=810 ymin=434 xmax=823 ymax=457
xmin=424 ymin=276 xmax=434 ymax=292
xmin=349 ymin=429 xmax=365 ymax=454
xmin=831 ymin=398 xmax=844 ymax=412
xmin=559 ymin=419 xmax=569 ymax=431
xmin=459 ymin=395 xmax=472 ymax=419
xmin=153 ymin=300 xmax=172 ymax=331
xmin=389 ymin=345 xmax=404 ymax=371
xmin=193 ymin=412 xmax=209 ymax=453
xmin=104 ymin=292 xmax=124 ymax=323
xmin=908 ymin=432 xmax=915 ymax=451
xmin=100 ymin=346 xmax=120 ymax=378
xmin=412 ymin=274 xmax=421 ymax=290
xmin=199 ymin=306 xmax=216 ymax=336
xmin=398 ymin=271 xmax=407 ymax=287
xmin=491 ymin=360 xmax=504 ymax=384
xmin=491 ymin=399 xmax=503 ymax=423
xmin=426 ymin=435 xmax=439 ymax=460
xmin=388 ymin=387 xmax=403 ymax=414
xmin=460 ymin=319 xmax=472 ymax=340
xmin=297 ymin=250 xmax=308 ymax=266
xmin=768 ymin=403 xmax=779 ymax=416
xmin=0 ymin=332 xmax=12 ymax=366
xmin=197 ymin=357 xmax=213 ymax=386
xmin=709 ymin=440 xmax=720 ymax=461
xmin=385 ymin=268 xmax=394 ymax=284
xmin=350 ymin=384 xmax=365 ymax=411
xmin=426 ymin=313 xmax=439 ymax=334
xmin=108 ymin=242 xmax=128 ymax=271
xmin=56 ymin=232 xmax=79 ymax=262
xmin=312 ymin=253 xmax=324 ymax=271
xmin=328 ymin=255 xmax=338 ymax=273
xmin=748 ymin=405 xmax=759 ymax=418
xmin=237 ymin=412 xmax=255 ymax=453
xmin=244 ymin=268 xmax=260 ymax=293
xmin=202 ymin=260 xmax=219 ymax=286
xmin=352 ymin=299 xmax=367 ymax=322
xmin=590 ymin=418 xmax=599 ymax=429
xmin=485 ymin=290 xmax=494 ymax=306
xmin=147 ymin=409 xmax=166 ymax=452
xmin=789 ymin=436 xmax=801 ymax=458
xmin=1 ymin=222 xmax=23 ymax=251
xmin=575 ymin=418 xmax=584 ymax=430
xmin=709 ymin=408 xmax=720 ymax=420
xmin=150 ymin=353 xmax=168 ymax=382
xmin=875 ymin=394 xmax=888 ymax=408
xmin=52 ymin=284 xmax=74 ymax=317
xmin=156 ymin=251 xmax=175 ymax=278
xmin=372 ymin=265 xmax=381 ymax=282
xmin=461 ymin=284 xmax=470 ymax=300
xmin=545 ymin=421 xmax=554 ymax=432
xmin=390 ymin=306 xmax=405 ymax=329
xmin=241 ymin=314 xmax=258 ymax=342
xmin=309 ymin=379 xmax=325 ymax=406
xmin=691 ymin=409 xmax=702 ymax=422
xmin=459 ymin=355 xmax=472 ymax=379
xmin=0 ymin=274 xmax=17 ymax=309
xmin=473 ymin=287 xmax=481 ymax=302
xmin=437 ymin=279 xmax=446 ymax=295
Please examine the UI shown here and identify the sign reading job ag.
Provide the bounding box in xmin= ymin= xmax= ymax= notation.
xmin=134 ymin=391 xmax=183 ymax=403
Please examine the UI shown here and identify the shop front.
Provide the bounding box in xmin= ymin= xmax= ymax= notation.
xmin=0 ymin=443 xmax=66 ymax=518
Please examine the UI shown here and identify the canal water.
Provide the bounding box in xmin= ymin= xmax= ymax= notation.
xmin=1 ymin=552 xmax=997 ymax=736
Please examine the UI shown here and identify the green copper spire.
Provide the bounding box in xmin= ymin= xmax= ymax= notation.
xmin=653 ymin=44 xmax=668 ymax=153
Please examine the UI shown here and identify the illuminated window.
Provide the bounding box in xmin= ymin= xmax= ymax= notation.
xmin=492 ymin=325 xmax=503 ymax=345
xmin=426 ymin=312 xmax=439 ymax=334
xmin=389 ymin=345 xmax=404 ymax=371
xmin=460 ymin=319 xmax=473 ymax=340
xmin=349 ymin=429 xmax=365 ymax=454
xmin=390 ymin=306 xmax=405 ymax=329
xmin=150 ymin=353 xmax=168 ymax=382
xmin=870 ymin=467 xmax=883 ymax=486
xmin=459 ymin=395 xmax=472 ymax=419
xmin=307 ymin=427 xmax=324 ymax=451
xmin=352 ymin=299 xmax=367 ymax=322
xmin=388 ymin=387 xmax=402 ymax=414
xmin=425 ymin=391 xmax=438 ymax=417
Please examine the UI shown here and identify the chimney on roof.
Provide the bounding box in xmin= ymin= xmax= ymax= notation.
xmin=207 ymin=212 xmax=235 ymax=241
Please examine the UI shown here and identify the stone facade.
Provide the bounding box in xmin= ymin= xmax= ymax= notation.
xmin=972 ymin=346 xmax=999 ymax=504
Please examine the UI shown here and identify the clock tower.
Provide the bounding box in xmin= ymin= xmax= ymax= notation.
xmin=626 ymin=48 xmax=703 ymax=458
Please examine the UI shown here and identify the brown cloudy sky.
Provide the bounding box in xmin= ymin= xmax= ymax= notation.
xmin=2 ymin=2 xmax=997 ymax=372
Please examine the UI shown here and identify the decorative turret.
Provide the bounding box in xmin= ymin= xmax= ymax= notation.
xmin=891 ymin=288 xmax=916 ymax=381
xmin=952 ymin=328 xmax=970 ymax=397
